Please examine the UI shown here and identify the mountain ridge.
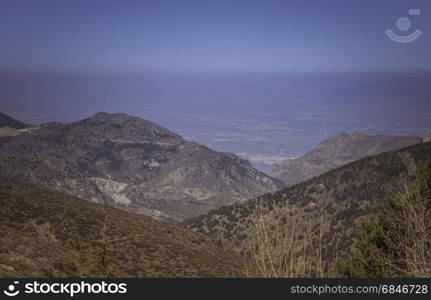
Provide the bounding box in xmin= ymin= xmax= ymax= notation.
xmin=184 ymin=141 xmax=431 ymax=258
xmin=269 ymin=132 xmax=421 ymax=186
xmin=0 ymin=112 xmax=282 ymax=222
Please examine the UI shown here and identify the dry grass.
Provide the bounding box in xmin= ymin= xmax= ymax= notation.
xmin=243 ymin=199 xmax=338 ymax=278
xmin=384 ymin=179 xmax=431 ymax=277
xmin=0 ymin=181 xmax=244 ymax=278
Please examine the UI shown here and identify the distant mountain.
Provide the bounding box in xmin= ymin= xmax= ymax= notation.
xmin=0 ymin=112 xmax=28 ymax=129
xmin=269 ymin=133 xmax=421 ymax=186
xmin=0 ymin=112 xmax=282 ymax=222
xmin=184 ymin=142 xmax=431 ymax=258
xmin=0 ymin=181 xmax=243 ymax=277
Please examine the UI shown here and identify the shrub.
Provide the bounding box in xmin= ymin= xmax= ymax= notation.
xmin=243 ymin=199 xmax=337 ymax=278
xmin=345 ymin=161 xmax=431 ymax=277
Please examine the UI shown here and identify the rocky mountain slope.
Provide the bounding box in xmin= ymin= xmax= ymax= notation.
xmin=0 ymin=181 xmax=243 ymax=277
xmin=184 ymin=141 xmax=431 ymax=259
xmin=0 ymin=112 xmax=28 ymax=129
xmin=269 ymin=133 xmax=421 ymax=186
xmin=0 ymin=112 xmax=282 ymax=222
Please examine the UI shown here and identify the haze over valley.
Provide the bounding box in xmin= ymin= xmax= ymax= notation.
xmin=1 ymin=0 xmax=431 ymax=279
xmin=2 ymin=72 xmax=431 ymax=171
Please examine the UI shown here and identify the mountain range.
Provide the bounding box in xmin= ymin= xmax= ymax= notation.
xmin=185 ymin=141 xmax=431 ymax=259
xmin=0 ymin=112 xmax=282 ymax=222
xmin=1 ymin=110 xmax=430 ymax=277
xmin=269 ymin=132 xmax=421 ymax=186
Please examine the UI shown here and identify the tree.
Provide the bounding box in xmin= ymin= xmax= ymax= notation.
xmin=346 ymin=161 xmax=431 ymax=277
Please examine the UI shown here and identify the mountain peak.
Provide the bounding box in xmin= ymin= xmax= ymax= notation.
xmin=89 ymin=112 xmax=147 ymax=124
xmin=87 ymin=112 xmax=168 ymax=130
xmin=335 ymin=132 xmax=350 ymax=137
xmin=91 ymin=112 xmax=131 ymax=120
xmin=330 ymin=132 xmax=366 ymax=140
xmin=0 ymin=113 xmax=281 ymax=222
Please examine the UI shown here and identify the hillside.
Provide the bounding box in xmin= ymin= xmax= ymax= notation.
xmin=0 ymin=112 xmax=282 ymax=222
xmin=0 ymin=181 xmax=243 ymax=278
xmin=184 ymin=141 xmax=431 ymax=259
xmin=269 ymin=133 xmax=421 ymax=186
xmin=0 ymin=112 xmax=28 ymax=129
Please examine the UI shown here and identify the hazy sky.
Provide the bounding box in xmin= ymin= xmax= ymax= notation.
xmin=0 ymin=0 xmax=430 ymax=73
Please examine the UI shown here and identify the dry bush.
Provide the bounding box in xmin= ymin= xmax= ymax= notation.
xmin=243 ymin=199 xmax=338 ymax=278
xmin=398 ymin=181 xmax=431 ymax=277
xmin=374 ymin=179 xmax=431 ymax=277
xmin=348 ymin=167 xmax=431 ymax=278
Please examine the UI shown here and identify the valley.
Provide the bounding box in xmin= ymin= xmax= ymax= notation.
xmin=0 ymin=110 xmax=430 ymax=278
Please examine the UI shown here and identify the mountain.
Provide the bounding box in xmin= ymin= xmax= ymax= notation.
xmin=184 ymin=141 xmax=431 ymax=258
xmin=269 ymin=133 xmax=421 ymax=186
xmin=0 ymin=112 xmax=282 ymax=222
xmin=0 ymin=112 xmax=28 ymax=129
xmin=0 ymin=181 xmax=243 ymax=277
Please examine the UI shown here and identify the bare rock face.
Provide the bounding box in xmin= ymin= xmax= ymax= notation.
xmin=423 ymin=132 xmax=431 ymax=143
xmin=0 ymin=112 xmax=282 ymax=222
xmin=269 ymin=132 xmax=421 ymax=186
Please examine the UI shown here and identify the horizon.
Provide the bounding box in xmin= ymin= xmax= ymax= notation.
xmin=1 ymin=0 xmax=431 ymax=170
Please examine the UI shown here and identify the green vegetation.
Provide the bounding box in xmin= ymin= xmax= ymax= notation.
xmin=1 ymin=139 xmax=430 ymax=278
xmin=185 ymin=142 xmax=431 ymax=257
xmin=241 ymin=160 xmax=431 ymax=278
xmin=185 ymin=142 xmax=431 ymax=277
xmin=345 ymin=161 xmax=431 ymax=277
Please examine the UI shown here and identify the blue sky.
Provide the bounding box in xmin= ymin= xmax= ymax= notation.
xmin=0 ymin=0 xmax=430 ymax=73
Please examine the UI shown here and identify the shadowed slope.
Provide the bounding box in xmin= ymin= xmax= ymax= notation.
xmin=0 ymin=112 xmax=28 ymax=129
xmin=0 ymin=181 xmax=243 ymax=278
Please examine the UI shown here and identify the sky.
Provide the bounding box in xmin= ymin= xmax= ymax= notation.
xmin=0 ymin=0 xmax=430 ymax=74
